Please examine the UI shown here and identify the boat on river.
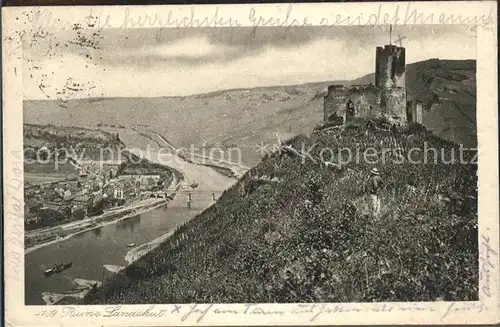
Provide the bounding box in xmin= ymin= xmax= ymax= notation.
xmin=127 ymin=243 xmax=136 ymax=247
xmin=44 ymin=262 xmax=72 ymax=276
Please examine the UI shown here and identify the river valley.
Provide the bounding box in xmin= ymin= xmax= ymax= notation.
xmin=24 ymin=127 xmax=237 ymax=305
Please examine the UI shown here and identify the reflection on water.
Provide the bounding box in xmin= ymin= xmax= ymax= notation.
xmin=24 ymin=202 xmax=203 ymax=305
xmin=116 ymin=215 xmax=141 ymax=233
xmin=91 ymin=227 xmax=102 ymax=237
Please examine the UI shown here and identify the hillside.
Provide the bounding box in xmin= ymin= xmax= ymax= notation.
xmin=23 ymin=124 xmax=126 ymax=185
xmin=85 ymin=119 xmax=478 ymax=304
xmin=23 ymin=123 xmax=125 ymax=161
xmin=23 ymin=82 xmax=332 ymax=166
xmin=352 ymin=59 xmax=476 ymax=148
xmin=24 ymin=59 xmax=477 ymax=166
xmin=116 ymin=150 xmax=176 ymax=184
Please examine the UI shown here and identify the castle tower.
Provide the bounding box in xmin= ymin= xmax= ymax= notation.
xmin=375 ymin=27 xmax=407 ymax=123
xmin=323 ymin=27 xmax=409 ymax=124
xmin=375 ymin=44 xmax=406 ymax=89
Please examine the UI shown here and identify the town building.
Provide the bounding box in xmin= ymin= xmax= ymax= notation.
xmin=134 ymin=175 xmax=161 ymax=191
xmin=73 ymin=194 xmax=94 ymax=214
xmin=24 ymin=200 xmax=42 ymax=218
xmin=45 ymin=201 xmax=65 ymax=212
xmin=63 ymin=189 xmax=73 ymax=200
xmin=110 ymin=182 xmax=136 ymax=199
xmin=114 ymin=187 xmax=124 ymax=199
xmin=57 ymin=180 xmax=79 ymax=191
xmin=41 ymin=191 xmax=58 ymax=205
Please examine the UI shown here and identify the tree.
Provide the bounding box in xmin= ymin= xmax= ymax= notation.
xmin=89 ymin=200 xmax=104 ymax=216
xmin=63 ymin=206 xmax=72 ymax=217
xmin=39 ymin=148 xmax=49 ymax=161
xmin=73 ymin=208 xmax=86 ymax=220
xmin=39 ymin=209 xmax=65 ymax=227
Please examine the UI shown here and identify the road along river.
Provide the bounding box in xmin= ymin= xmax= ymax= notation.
xmin=24 ymin=127 xmax=238 ymax=305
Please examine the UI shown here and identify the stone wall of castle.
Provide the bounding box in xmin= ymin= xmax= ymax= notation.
xmin=324 ymin=86 xmax=408 ymax=124
xmin=380 ymin=87 xmax=406 ymax=122
xmin=323 ymin=85 xmax=347 ymax=121
xmin=324 ymin=85 xmax=381 ymax=123
xmin=324 ymin=44 xmax=408 ymax=125
xmin=324 ymin=85 xmax=347 ymax=122
xmin=346 ymin=85 xmax=381 ymax=119
xmin=406 ymin=100 xmax=423 ymax=124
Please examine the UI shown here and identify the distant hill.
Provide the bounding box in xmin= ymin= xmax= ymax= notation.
xmin=23 ymin=123 xmax=124 ymax=162
xmin=85 ymin=119 xmax=478 ymax=304
xmin=24 ymin=82 xmax=332 ymax=166
xmin=24 ymin=59 xmax=476 ymax=166
xmin=351 ymin=59 xmax=476 ymax=148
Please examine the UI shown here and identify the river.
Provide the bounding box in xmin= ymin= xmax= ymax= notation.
xmin=24 ymin=127 xmax=237 ymax=305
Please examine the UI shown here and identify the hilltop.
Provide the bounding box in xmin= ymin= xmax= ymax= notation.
xmin=85 ymin=119 xmax=478 ymax=304
xmin=24 ymin=59 xmax=476 ymax=166
xmin=23 ymin=124 xmax=126 ymax=185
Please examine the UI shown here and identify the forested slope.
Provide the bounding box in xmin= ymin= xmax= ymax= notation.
xmin=86 ymin=119 xmax=478 ymax=304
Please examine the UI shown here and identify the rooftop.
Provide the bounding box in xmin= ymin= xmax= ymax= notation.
xmin=74 ymin=195 xmax=92 ymax=201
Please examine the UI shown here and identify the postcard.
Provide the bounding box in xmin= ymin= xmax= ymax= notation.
xmin=2 ymin=1 xmax=499 ymax=326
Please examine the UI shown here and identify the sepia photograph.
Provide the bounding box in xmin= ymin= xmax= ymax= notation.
xmin=2 ymin=2 xmax=498 ymax=326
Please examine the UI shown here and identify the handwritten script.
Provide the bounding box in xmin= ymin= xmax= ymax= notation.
xmin=23 ymin=3 xmax=495 ymax=33
xmin=479 ymin=231 xmax=498 ymax=298
xmin=4 ymin=150 xmax=24 ymax=283
xmin=30 ymin=301 xmax=491 ymax=323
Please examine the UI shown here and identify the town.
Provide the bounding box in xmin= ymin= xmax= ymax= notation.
xmin=23 ymin=123 xmax=176 ymax=233
xmin=24 ymin=160 xmax=172 ymax=231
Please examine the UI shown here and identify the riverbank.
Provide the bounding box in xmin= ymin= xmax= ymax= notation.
xmin=36 ymin=188 xmax=220 ymax=305
xmin=25 ymin=198 xmax=168 ymax=254
xmin=124 ymin=188 xmax=223 ymax=265
xmin=42 ymin=278 xmax=102 ymax=305
xmin=128 ymin=127 xmax=248 ymax=179
xmin=56 ymin=195 xmax=220 ymax=305
xmin=24 ymin=133 xmax=185 ymax=253
xmin=91 ymin=127 xmax=239 ymax=290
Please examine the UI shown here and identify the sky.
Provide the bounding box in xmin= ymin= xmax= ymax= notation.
xmin=23 ymin=25 xmax=476 ymax=100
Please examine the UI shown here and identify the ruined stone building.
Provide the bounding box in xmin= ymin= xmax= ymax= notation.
xmin=324 ymin=43 xmax=422 ymax=125
xmin=406 ymin=99 xmax=423 ymax=124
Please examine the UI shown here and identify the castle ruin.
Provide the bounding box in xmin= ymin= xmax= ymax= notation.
xmin=324 ymin=40 xmax=422 ymax=125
